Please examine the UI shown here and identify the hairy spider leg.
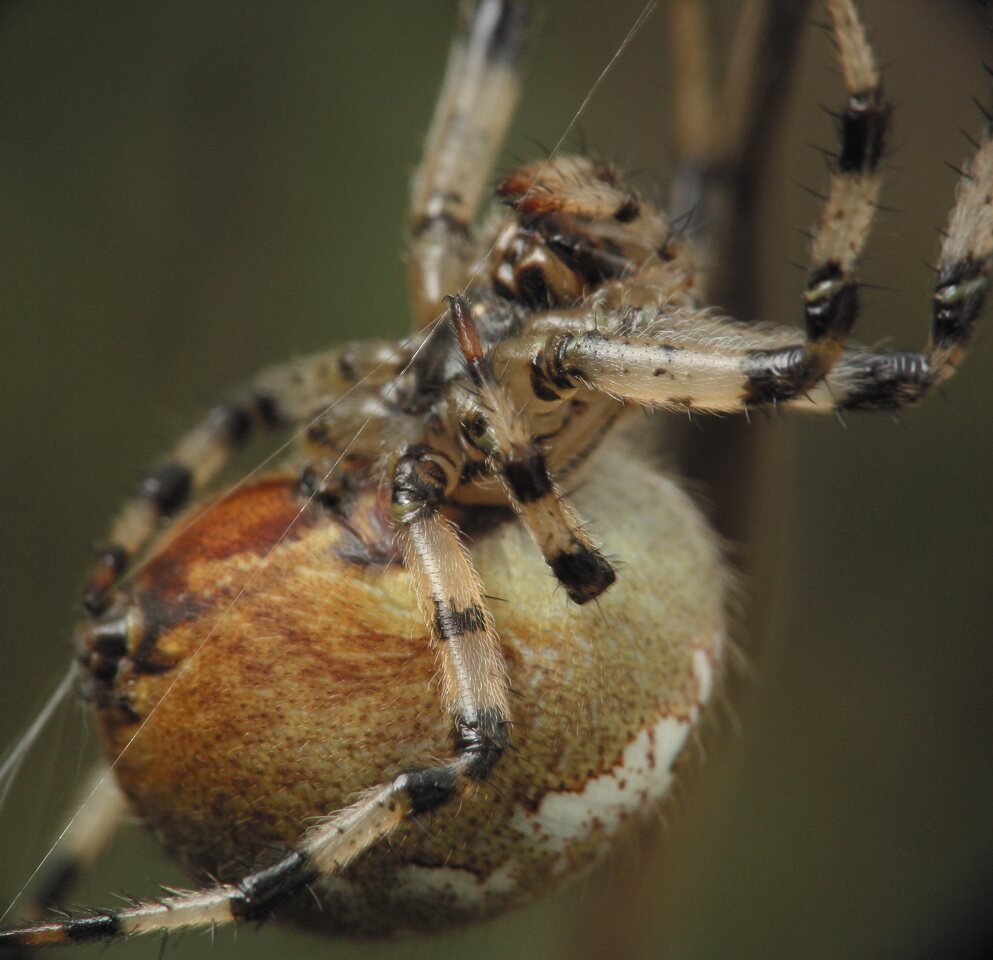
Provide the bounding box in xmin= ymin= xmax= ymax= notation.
xmin=741 ymin=0 xmax=889 ymax=403
xmin=390 ymin=443 xmax=511 ymax=762
xmin=81 ymin=341 xmax=411 ymax=617
xmin=4 ymin=0 xmax=989 ymax=951
xmin=408 ymin=0 xmax=529 ymax=328
xmin=448 ymin=294 xmax=615 ymax=603
xmin=2 ymin=767 xmax=125 ymax=948
xmin=493 ymin=88 xmax=993 ymax=417
xmin=0 ymin=442 xmax=517 ymax=950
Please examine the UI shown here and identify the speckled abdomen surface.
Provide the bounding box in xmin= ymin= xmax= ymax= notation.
xmin=89 ymin=446 xmax=725 ymax=936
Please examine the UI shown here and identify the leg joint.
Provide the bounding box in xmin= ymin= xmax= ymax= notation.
xmin=64 ymin=912 xmax=122 ymax=944
xmin=397 ymin=764 xmax=460 ymax=816
xmin=840 ymin=352 xmax=932 ymax=411
xmin=804 ymin=262 xmax=859 ymax=342
xmin=933 ymin=256 xmax=989 ymax=348
xmin=503 ymin=451 xmax=554 ymax=503
xmin=230 ymin=850 xmax=318 ymax=922
xmin=530 ymin=334 xmax=579 ymax=401
xmin=742 ymin=346 xmax=814 ymax=405
xmin=390 ymin=447 xmax=453 ymax=524
xmin=838 ymin=88 xmax=890 ymax=174
xmin=82 ymin=545 xmax=128 ymax=616
xmin=454 ymin=708 xmax=510 ymax=781
xmin=549 ymin=541 xmax=617 ymax=605
xmin=141 ymin=462 xmax=192 ymax=517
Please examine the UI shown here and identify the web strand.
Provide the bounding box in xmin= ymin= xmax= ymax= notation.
xmin=3 ymin=1 xmax=662 ymax=922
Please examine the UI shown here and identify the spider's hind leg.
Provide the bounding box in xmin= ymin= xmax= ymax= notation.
xmin=0 ymin=757 xmax=493 ymax=950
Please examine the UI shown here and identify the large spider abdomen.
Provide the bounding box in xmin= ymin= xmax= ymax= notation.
xmin=80 ymin=447 xmax=725 ymax=936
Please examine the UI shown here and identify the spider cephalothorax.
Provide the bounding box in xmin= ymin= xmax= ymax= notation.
xmin=2 ymin=0 xmax=991 ymax=950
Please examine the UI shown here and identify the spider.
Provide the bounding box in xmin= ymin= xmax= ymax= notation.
xmin=1 ymin=0 xmax=992 ymax=956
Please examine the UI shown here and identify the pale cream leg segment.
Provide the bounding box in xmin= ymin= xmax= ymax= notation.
xmin=7 ymin=766 xmax=125 ymax=927
xmin=407 ymin=0 xmax=528 ymax=327
xmin=83 ymin=340 xmax=411 ymax=615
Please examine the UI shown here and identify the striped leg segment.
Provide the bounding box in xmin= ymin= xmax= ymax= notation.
xmin=809 ymin=104 xmax=993 ymax=410
xmin=743 ymin=0 xmax=889 ymax=403
xmin=523 ymin=319 xmax=764 ymax=414
xmin=407 ymin=0 xmax=529 ymax=327
xmin=0 ymin=448 xmax=514 ymax=951
xmin=82 ymin=341 xmax=410 ymax=615
xmin=0 ymin=751 xmax=499 ymax=950
xmin=81 ymin=391 xmax=278 ymax=616
xmin=449 ymin=296 xmax=615 ymax=604
xmin=390 ymin=440 xmax=511 ymax=747
xmin=497 ymin=71 xmax=992 ymax=417
xmin=510 ymin=158 xmax=992 ymax=422
xmin=2 ymin=768 xmax=125 ymax=952
xmin=928 ymin=107 xmax=993 ymax=378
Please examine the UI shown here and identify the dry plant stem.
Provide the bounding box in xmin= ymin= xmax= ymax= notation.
xmin=574 ymin=5 xmax=815 ymax=958
xmin=673 ymin=0 xmax=814 ymax=655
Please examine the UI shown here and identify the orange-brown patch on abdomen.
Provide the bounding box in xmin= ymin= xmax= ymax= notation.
xmin=137 ymin=476 xmax=323 ymax=597
xmin=85 ymin=453 xmax=726 ymax=936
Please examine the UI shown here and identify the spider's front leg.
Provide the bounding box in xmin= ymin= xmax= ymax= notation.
xmin=492 ymin=86 xmax=993 ymax=419
xmin=448 ymin=295 xmax=616 ymax=604
xmin=639 ymin=0 xmax=888 ymax=397
xmin=407 ymin=0 xmax=529 ymax=327
xmin=728 ymin=0 xmax=889 ymax=401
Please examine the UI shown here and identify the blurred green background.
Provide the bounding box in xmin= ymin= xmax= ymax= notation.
xmin=1 ymin=1 xmax=991 ymax=958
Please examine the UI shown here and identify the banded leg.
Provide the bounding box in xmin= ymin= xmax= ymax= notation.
xmin=0 ymin=448 xmax=515 ymax=951
xmin=4 ymin=768 xmax=125 ymax=941
xmin=390 ymin=441 xmax=511 ymax=744
xmin=0 ymin=755 xmax=499 ymax=950
xmin=407 ymin=0 xmax=529 ymax=327
xmin=505 ymin=83 xmax=992 ymax=416
xmin=746 ymin=0 xmax=889 ymax=402
xmin=82 ymin=340 xmax=410 ymax=615
xmin=506 ymin=134 xmax=993 ymax=420
xmin=448 ymin=296 xmax=615 ymax=603
xmin=799 ymin=99 xmax=993 ymax=412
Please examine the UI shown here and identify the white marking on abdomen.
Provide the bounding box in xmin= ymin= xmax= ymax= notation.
xmin=511 ymin=713 xmax=693 ymax=854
